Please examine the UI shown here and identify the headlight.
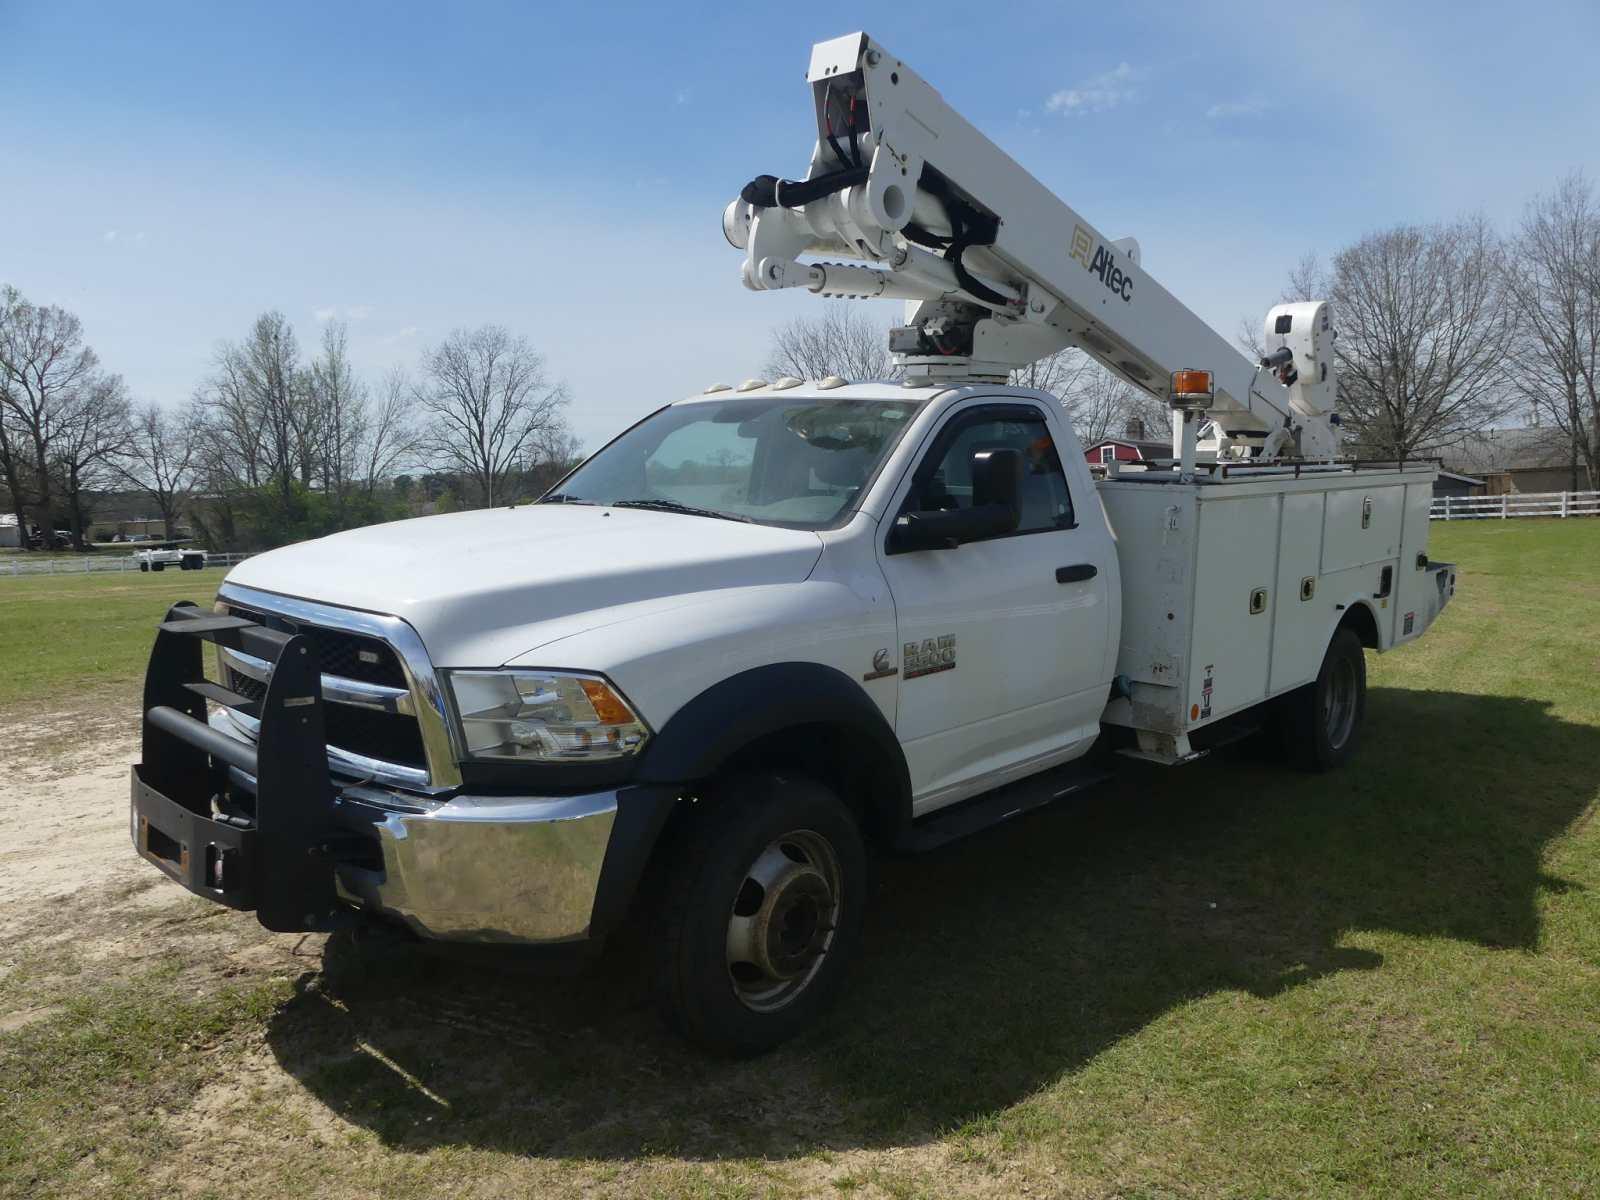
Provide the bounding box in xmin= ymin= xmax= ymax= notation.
xmin=445 ymin=670 xmax=651 ymax=762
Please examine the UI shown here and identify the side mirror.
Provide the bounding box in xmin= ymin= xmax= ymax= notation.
xmin=887 ymin=447 xmax=1023 ymax=553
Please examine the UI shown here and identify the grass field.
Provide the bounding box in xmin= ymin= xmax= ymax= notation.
xmin=2 ymin=521 xmax=1598 ymax=1198
xmin=0 ymin=568 xmax=221 ymax=711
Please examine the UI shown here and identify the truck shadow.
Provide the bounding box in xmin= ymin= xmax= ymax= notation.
xmin=265 ymin=687 xmax=1597 ymax=1160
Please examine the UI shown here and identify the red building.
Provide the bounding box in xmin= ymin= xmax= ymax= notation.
xmin=1082 ymin=432 xmax=1170 ymax=466
xmin=1083 ymin=419 xmax=1168 ymax=466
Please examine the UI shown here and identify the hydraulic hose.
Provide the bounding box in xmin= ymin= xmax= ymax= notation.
xmin=740 ymin=166 xmax=869 ymax=211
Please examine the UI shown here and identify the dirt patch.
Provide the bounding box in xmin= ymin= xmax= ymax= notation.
xmin=0 ymin=715 xmax=318 ymax=994
xmin=0 ymin=717 xmax=156 ymax=935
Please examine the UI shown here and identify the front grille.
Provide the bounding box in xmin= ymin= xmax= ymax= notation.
xmin=224 ymin=602 xmax=407 ymax=688
xmin=220 ymin=602 xmax=429 ymax=776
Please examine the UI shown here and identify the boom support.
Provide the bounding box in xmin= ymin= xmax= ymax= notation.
xmin=725 ymin=32 xmax=1340 ymax=460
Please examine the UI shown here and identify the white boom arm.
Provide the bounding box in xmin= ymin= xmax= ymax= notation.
xmin=724 ymin=32 xmax=1340 ymax=461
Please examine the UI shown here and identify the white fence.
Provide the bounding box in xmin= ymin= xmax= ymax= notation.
xmin=1431 ymin=490 xmax=1600 ymax=520
xmin=0 ymin=551 xmax=254 ymax=578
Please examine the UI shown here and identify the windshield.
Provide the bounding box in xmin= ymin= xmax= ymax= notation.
xmin=546 ymin=395 xmax=926 ymax=529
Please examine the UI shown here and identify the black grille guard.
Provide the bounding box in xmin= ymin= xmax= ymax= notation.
xmin=130 ymin=601 xmax=369 ymax=932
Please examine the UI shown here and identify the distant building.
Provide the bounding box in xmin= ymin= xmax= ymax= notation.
xmin=1083 ymin=418 xmax=1168 ymax=466
xmin=1432 ymin=471 xmax=1486 ymax=499
xmin=1437 ymin=428 xmax=1593 ymax=495
xmin=0 ymin=513 xmax=19 ymax=549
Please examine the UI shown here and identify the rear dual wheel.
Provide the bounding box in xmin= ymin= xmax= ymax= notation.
xmin=655 ymin=772 xmax=866 ymax=1056
xmin=1281 ymin=627 xmax=1366 ymax=771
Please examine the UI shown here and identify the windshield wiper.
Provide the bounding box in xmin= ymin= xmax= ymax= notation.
xmin=538 ymin=493 xmax=596 ymax=505
xmin=611 ymin=498 xmax=753 ymax=523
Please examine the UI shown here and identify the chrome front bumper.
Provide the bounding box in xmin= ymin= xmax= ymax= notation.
xmin=209 ymin=709 xmax=621 ymax=944
xmin=336 ymin=787 xmax=619 ymax=944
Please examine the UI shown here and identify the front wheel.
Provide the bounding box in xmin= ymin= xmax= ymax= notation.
xmin=655 ymin=772 xmax=866 ymax=1056
xmin=1281 ymin=627 xmax=1366 ymax=771
xmin=138 ymin=561 xmax=149 ymax=573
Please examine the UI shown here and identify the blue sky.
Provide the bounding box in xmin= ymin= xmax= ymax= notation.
xmin=4 ymin=0 xmax=1598 ymax=450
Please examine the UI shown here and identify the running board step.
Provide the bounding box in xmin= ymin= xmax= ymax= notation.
xmin=895 ymin=761 xmax=1110 ymax=854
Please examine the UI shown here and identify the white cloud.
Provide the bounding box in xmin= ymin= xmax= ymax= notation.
xmin=313 ymin=304 xmax=373 ymax=322
xmin=675 ymin=88 xmax=691 ymax=106
xmin=1206 ymin=97 xmax=1266 ymax=119
xmin=102 ymin=229 xmax=118 ymax=243
xmin=379 ymin=325 xmax=420 ymax=346
xmin=1045 ymin=63 xmax=1143 ymax=116
xmin=132 ymin=231 xmax=147 ymax=244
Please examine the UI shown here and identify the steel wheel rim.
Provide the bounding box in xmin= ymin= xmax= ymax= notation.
xmin=725 ymin=829 xmax=843 ymax=1013
xmin=1322 ymin=655 xmax=1358 ymax=749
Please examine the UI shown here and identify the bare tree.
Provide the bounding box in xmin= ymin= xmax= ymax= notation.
xmin=1503 ymin=173 xmax=1600 ymax=491
xmin=195 ymin=346 xmax=268 ymax=491
xmin=234 ymin=312 xmax=314 ymax=498
xmin=1318 ymin=218 xmax=1513 ymax=459
xmin=359 ymin=367 xmax=417 ymax=497
xmin=0 ymin=378 xmax=30 ymax=545
xmin=0 ymin=285 xmax=102 ymax=544
xmin=1071 ymin=370 xmax=1166 ymax=445
xmin=307 ymin=321 xmax=368 ymax=508
xmin=53 ymin=373 xmax=132 ymax=548
xmin=1010 ymin=347 xmax=1164 ymax=444
xmin=1010 ymin=347 xmax=1096 ymax=398
xmin=195 ymin=311 xmax=329 ymax=504
xmin=121 ymin=401 xmax=202 ymax=540
xmin=416 ymin=326 xmax=570 ymax=507
xmin=764 ymin=309 xmax=897 ymax=381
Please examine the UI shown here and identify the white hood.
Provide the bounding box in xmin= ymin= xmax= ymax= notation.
xmin=225 ymin=505 xmax=825 ymax=667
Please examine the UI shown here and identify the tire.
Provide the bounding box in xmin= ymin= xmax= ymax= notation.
xmin=1281 ymin=627 xmax=1366 ymax=771
xmin=138 ymin=562 xmax=149 ymax=573
xmin=654 ymin=772 xmax=867 ymax=1056
xmin=152 ymin=561 xmax=164 ymax=572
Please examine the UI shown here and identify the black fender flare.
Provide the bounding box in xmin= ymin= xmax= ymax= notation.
xmin=636 ymin=661 xmax=907 ymax=795
xmin=589 ymin=663 xmax=911 ymax=935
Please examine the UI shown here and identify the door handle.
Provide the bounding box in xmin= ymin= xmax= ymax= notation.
xmin=1056 ymin=564 xmax=1098 ymax=584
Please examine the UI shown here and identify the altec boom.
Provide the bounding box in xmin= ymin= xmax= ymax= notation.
xmin=723 ymin=32 xmax=1339 ymax=464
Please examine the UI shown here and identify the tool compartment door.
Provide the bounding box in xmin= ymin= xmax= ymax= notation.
xmin=1189 ymin=493 xmax=1280 ymax=724
xmin=1322 ymin=485 xmax=1404 ymax=574
xmin=1269 ymin=491 xmax=1329 ymax=694
xmin=1393 ymin=480 xmax=1442 ymax=644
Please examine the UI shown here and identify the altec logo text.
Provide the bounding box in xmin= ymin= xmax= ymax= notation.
xmin=1069 ymin=225 xmax=1134 ymax=302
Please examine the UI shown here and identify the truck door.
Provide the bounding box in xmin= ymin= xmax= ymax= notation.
xmin=877 ymin=399 xmax=1113 ymax=812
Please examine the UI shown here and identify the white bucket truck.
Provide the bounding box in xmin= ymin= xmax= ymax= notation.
xmin=129 ymin=33 xmax=1455 ymax=1053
